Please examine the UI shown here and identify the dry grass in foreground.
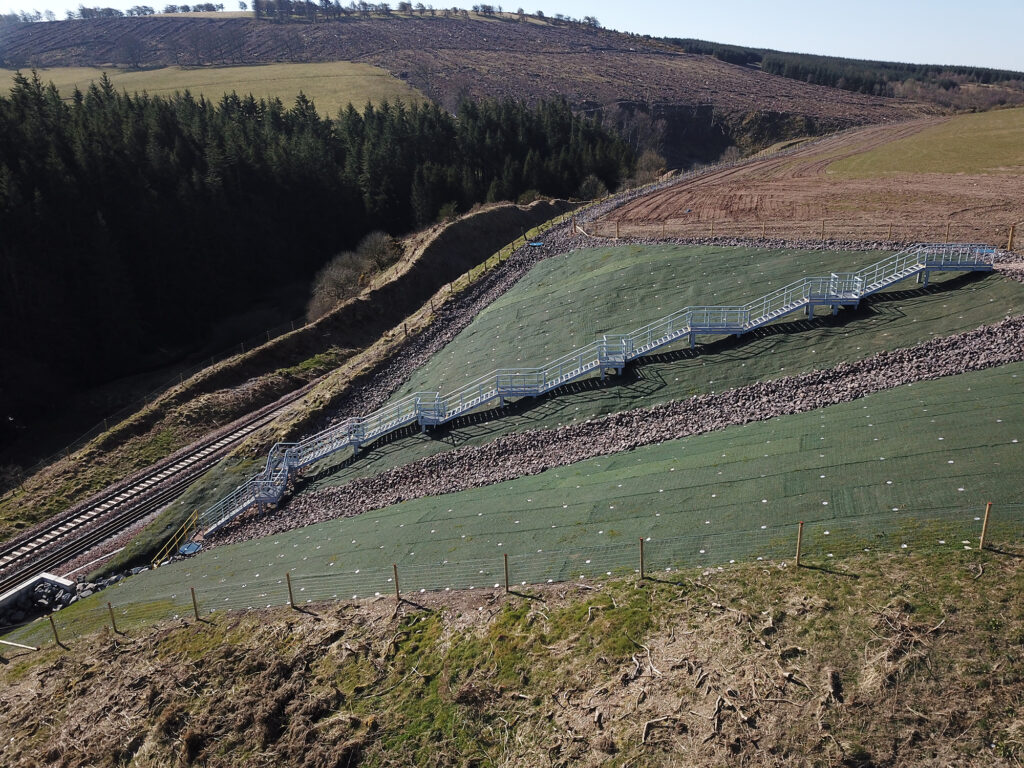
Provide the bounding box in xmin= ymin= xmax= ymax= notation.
xmin=2 ymin=549 xmax=1021 ymax=767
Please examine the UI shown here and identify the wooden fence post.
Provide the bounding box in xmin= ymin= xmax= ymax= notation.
xmin=821 ymin=219 xmax=826 ymax=240
xmin=286 ymin=572 xmax=295 ymax=608
xmin=888 ymin=222 xmax=893 ymax=240
xmin=107 ymin=602 xmax=119 ymax=634
xmin=710 ymin=219 xmax=715 ymax=238
xmin=1009 ymin=224 xmax=1016 ymax=251
xmin=945 ymin=221 xmax=951 ymax=243
xmin=980 ymin=502 xmax=993 ymax=550
xmin=393 ymin=564 xmax=401 ymax=604
xmin=761 ymin=221 xmax=766 ymax=239
xmin=795 ymin=521 xmax=804 ymax=567
xmin=639 ymin=537 xmax=645 ymax=580
xmin=615 ymin=220 xmax=620 ymax=239
xmin=503 ymin=553 xmax=509 ymax=593
xmin=191 ymin=587 xmax=200 ymax=621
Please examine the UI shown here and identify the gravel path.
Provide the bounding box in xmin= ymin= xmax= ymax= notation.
xmin=209 ymin=314 xmax=1024 ymax=546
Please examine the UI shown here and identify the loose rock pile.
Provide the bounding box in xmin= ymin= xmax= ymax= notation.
xmin=209 ymin=313 xmax=1024 ymax=547
xmin=0 ymin=571 xmax=141 ymax=631
xmin=995 ymin=259 xmax=1024 ymax=283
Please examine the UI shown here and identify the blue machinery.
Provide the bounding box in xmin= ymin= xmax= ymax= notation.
xmin=172 ymin=243 xmax=995 ymax=552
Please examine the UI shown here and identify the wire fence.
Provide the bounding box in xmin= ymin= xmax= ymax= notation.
xmin=588 ymin=218 xmax=1019 ymax=251
xmin=3 ymin=501 xmax=1020 ymax=652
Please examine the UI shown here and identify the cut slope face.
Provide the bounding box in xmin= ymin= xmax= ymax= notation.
xmin=602 ymin=112 xmax=1024 ymax=245
xmin=300 ymin=244 xmax=1022 ymax=489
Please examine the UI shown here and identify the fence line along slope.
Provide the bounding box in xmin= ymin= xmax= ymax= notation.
xmin=6 ymin=359 xmax=1021 ymax=648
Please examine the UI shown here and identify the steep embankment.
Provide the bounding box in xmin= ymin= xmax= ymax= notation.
xmin=0 ymin=15 xmax=931 ymax=164
xmin=0 ymin=200 xmax=572 ymax=545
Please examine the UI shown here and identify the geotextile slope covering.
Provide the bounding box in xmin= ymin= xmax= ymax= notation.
xmin=8 ymin=361 xmax=1021 ymax=650
xmin=304 ymin=244 xmax=1024 ymax=489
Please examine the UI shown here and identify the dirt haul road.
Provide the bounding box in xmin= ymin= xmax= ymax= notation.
xmin=603 ymin=119 xmax=1024 ymax=247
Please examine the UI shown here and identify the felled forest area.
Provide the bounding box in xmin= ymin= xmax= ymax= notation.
xmin=0 ymin=73 xmax=632 ymax=441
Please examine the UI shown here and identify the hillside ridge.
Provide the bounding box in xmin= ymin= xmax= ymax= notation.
xmin=0 ymin=14 xmax=932 ymax=166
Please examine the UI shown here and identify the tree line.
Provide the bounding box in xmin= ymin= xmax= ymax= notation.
xmin=0 ymin=73 xmax=631 ymax=435
xmin=1 ymin=4 xmax=603 ymax=26
xmin=665 ymin=37 xmax=1024 ymax=98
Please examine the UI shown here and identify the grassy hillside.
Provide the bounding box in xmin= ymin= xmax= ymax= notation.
xmin=0 ymin=62 xmax=426 ymax=116
xmin=0 ymin=14 xmax=928 ymax=167
xmin=829 ymin=106 xmax=1024 ymax=176
xmin=299 ymin=245 xmax=1023 ymax=488
xmin=2 ymin=549 xmax=1021 ymax=767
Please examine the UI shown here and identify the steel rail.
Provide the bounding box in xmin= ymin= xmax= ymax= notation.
xmin=0 ymin=470 xmax=209 ymax=596
xmin=0 ymin=400 xmax=291 ymax=593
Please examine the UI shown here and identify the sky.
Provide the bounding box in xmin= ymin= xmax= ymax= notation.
xmin=1 ymin=0 xmax=1022 ymax=72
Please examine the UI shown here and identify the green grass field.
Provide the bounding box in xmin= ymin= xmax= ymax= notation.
xmin=8 ymin=361 xmax=1022 ymax=647
xmin=303 ymin=244 xmax=1024 ymax=488
xmin=2 ymin=62 xmax=426 ymax=116
xmin=829 ymin=107 xmax=1024 ymax=176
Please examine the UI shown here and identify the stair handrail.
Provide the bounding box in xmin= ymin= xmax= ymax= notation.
xmin=181 ymin=243 xmax=995 ymax=546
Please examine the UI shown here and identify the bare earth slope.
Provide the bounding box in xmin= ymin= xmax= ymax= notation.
xmin=601 ymin=116 xmax=1024 ymax=245
xmin=0 ymin=16 xmax=931 ymax=163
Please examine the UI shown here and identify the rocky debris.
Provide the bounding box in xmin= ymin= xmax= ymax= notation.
xmin=994 ymin=259 xmax=1024 ymax=283
xmin=208 ymin=314 xmax=1024 ymax=547
xmin=0 ymin=580 xmax=72 ymax=630
xmin=0 ymin=569 xmax=149 ymax=632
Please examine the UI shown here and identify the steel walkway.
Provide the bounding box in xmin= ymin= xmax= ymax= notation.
xmin=175 ymin=243 xmax=995 ymax=549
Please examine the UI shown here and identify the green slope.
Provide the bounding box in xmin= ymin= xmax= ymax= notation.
xmin=304 ymin=244 xmax=1024 ymax=489
xmin=10 ymin=362 xmax=1022 ymax=647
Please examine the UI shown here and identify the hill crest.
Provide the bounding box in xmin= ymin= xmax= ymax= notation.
xmin=0 ymin=14 xmax=931 ymax=166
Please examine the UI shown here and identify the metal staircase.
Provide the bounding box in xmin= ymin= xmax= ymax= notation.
xmin=166 ymin=243 xmax=995 ymax=554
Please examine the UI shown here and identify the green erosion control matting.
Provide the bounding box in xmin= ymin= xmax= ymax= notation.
xmin=305 ymin=244 xmax=1024 ymax=489
xmin=10 ymin=362 xmax=1022 ymax=646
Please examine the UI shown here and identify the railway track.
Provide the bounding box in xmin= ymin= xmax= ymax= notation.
xmin=0 ymin=401 xmax=289 ymax=597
